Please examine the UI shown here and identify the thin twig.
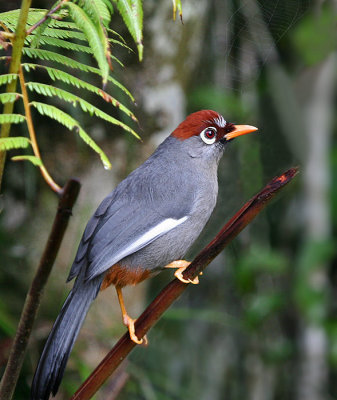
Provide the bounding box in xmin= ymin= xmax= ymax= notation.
xmin=70 ymin=167 xmax=298 ymax=400
xmin=0 ymin=179 xmax=81 ymax=400
xmin=26 ymin=0 xmax=70 ymax=36
xmin=18 ymin=65 xmax=62 ymax=194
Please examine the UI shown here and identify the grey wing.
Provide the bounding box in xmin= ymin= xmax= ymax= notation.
xmin=68 ymin=184 xmax=194 ymax=283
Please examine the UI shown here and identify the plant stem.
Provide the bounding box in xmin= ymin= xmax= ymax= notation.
xmin=0 ymin=179 xmax=81 ymax=400
xmin=26 ymin=0 xmax=70 ymax=35
xmin=18 ymin=65 xmax=62 ymax=193
xmin=70 ymin=167 xmax=298 ymax=400
xmin=0 ymin=0 xmax=32 ymax=191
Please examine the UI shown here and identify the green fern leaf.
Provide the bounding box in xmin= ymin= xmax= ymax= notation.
xmin=82 ymin=0 xmax=112 ymax=28
xmin=26 ymin=35 xmax=93 ymax=53
xmin=30 ymin=12 xmax=50 ymax=48
xmin=65 ymin=2 xmax=110 ymax=85
xmin=109 ymin=38 xmax=133 ymax=52
xmin=0 ymin=137 xmax=31 ymax=151
xmin=0 ymin=114 xmax=25 ymax=124
xmin=0 ymin=74 xmax=18 ymax=86
xmin=30 ymin=101 xmax=111 ymax=169
xmin=21 ymin=56 xmax=134 ymax=100
xmin=11 ymin=155 xmax=43 ymax=167
xmin=112 ymin=0 xmax=143 ymax=61
xmin=27 ymin=83 xmax=139 ymax=137
xmin=0 ymin=9 xmax=43 ymax=30
xmin=0 ymin=93 xmax=21 ymax=104
xmin=37 ymin=27 xmax=87 ymax=41
xmin=172 ymin=0 xmax=183 ymax=21
xmin=24 ymin=68 xmax=136 ymax=121
xmin=22 ymin=47 xmax=94 ymax=71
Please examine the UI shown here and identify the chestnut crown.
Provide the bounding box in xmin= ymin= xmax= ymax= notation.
xmin=171 ymin=110 xmax=235 ymax=142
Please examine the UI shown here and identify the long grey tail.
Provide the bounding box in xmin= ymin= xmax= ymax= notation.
xmin=31 ymin=275 xmax=102 ymax=400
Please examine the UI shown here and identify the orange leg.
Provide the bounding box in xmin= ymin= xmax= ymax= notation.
xmin=116 ymin=286 xmax=147 ymax=345
xmin=164 ymin=260 xmax=200 ymax=284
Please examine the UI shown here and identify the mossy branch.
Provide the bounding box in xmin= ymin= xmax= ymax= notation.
xmin=70 ymin=167 xmax=299 ymax=400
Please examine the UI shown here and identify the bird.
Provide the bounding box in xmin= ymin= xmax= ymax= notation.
xmin=31 ymin=110 xmax=257 ymax=400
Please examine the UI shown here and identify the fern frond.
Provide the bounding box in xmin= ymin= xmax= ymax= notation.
xmin=25 ymin=69 xmax=137 ymax=121
xmin=27 ymin=83 xmax=139 ymax=137
xmin=112 ymin=0 xmax=143 ymax=61
xmin=81 ymin=0 xmax=112 ymax=28
xmin=0 ymin=114 xmax=25 ymax=124
xmin=0 ymin=92 xmax=21 ymax=104
xmin=107 ymin=28 xmax=127 ymax=44
xmin=29 ymin=11 xmax=50 ymax=48
xmin=65 ymin=2 xmax=110 ymax=84
xmin=36 ymin=27 xmax=87 ymax=41
xmin=26 ymin=35 xmax=92 ymax=54
xmin=0 ymin=8 xmax=70 ymax=31
xmin=0 ymin=137 xmax=30 ymax=151
xmin=0 ymin=74 xmax=18 ymax=86
xmin=172 ymin=0 xmax=183 ymax=21
xmin=0 ymin=9 xmax=44 ymax=30
xmin=11 ymin=155 xmax=43 ymax=166
xmin=21 ymin=55 xmax=134 ymax=100
xmin=30 ymin=101 xmax=111 ymax=169
xmin=109 ymin=38 xmax=133 ymax=52
xmin=22 ymin=47 xmax=93 ymax=71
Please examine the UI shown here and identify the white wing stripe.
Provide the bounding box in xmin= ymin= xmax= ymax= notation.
xmin=109 ymin=216 xmax=188 ymax=265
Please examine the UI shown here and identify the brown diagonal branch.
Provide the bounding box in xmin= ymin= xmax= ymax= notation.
xmin=71 ymin=167 xmax=298 ymax=400
xmin=0 ymin=179 xmax=81 ymax=400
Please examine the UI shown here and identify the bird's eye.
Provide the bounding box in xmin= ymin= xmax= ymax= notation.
xmin=200 ymin=127 xmax=217 ymax=144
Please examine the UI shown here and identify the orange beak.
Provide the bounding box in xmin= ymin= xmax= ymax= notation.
xmin=225 ymin=125 xmax=258 ymax=140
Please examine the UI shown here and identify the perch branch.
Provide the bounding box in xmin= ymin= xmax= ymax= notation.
xmin=0 ymin=179 xmax=81 ymax=400
xmin=71 ymin=167 xmax=298 ymax=400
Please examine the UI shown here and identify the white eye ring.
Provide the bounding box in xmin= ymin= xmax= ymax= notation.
xmin=200 ymin=127 xmax=217 ymax=144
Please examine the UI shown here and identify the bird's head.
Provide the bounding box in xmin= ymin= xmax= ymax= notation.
xmin=170 ymin=110 xmax=258 ymax=161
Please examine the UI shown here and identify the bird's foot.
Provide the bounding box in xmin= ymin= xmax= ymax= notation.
xmin=164 ymin=260 xmax=199 ymax=284
xmin=123 ymin=314 xmax=148 ymax=345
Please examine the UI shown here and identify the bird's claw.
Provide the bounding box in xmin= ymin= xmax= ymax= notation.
xmin=174 ymin=269 xmax=199 ymax=285
xmin=123 ymin=314 xmax=147 ymax=345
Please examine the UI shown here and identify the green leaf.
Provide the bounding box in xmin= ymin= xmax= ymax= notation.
xmin=35 ymin=27 xmax=87 ymax=41
xmin=81 ymin=0 xmax=112 ymax=28
xmin=172 ymin=0 xmax=183 ymax=21
xmin=0 ymin=137 xmax=31 ymax=151
xmin=26 ymin=35 xmax=93 ymax=54
xmin=65 ymin=2 xmax=110 ymax=85
xmin=27 ymin=83 xmax=139 ymax=136
xmin=11 ymin=155 xmax=43 ymax=167
xmin=0 ymin=92 xmax=21 ymax=104
xmin=0 ymin=114 xmax=25 ymax=124
xmin=113 ymin=0 xmax=143 ymax=61
xmin=30 ymin=101 xmax=112 ymax=169
xmin=22 ymin=49 xmax=132 ymax=99
xmin=25 ymin=70 xmax=137 ymax=121
xmin=0 ymin=74 xmax=18 ymax=86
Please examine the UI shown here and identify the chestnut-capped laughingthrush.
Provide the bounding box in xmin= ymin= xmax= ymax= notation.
xmin=31 ymin=110 xmax=257 ymax=400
